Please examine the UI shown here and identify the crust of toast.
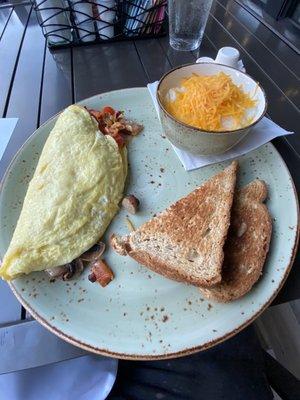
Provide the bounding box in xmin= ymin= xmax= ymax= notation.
xmin=111 ymin=161 xmax=238 ymax=287
xmin=200 ymin=180 xmax=272 ymax=302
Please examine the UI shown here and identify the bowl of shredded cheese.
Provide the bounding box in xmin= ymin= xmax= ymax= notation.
xmin=157 ymin=63 xmax=267 ymax=155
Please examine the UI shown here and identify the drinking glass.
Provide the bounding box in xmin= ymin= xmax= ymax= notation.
xmin=168 ymin=0 xmax=213 ymax=51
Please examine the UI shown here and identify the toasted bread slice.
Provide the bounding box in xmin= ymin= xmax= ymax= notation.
xmin=200 ymin=180 xmax=272 ymax=302
xmin=111 ymin=161 xmax=238 ymax=287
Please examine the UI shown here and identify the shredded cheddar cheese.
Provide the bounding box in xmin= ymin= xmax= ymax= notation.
xmin=164 ymin=72 xmax=256 ymax=131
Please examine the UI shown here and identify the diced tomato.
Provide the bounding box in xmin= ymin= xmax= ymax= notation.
xmin=102 ymin=106 xmax=115 ymax=115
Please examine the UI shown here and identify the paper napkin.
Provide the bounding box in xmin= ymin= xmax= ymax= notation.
xmin=0 ymin=355 xmax=117 ymax=400
xmin=0 ymin=118 xmax=18 ymax=161
xmin=147 ymin=81 xmax=294 ymax=171
xmin=0 ymin=320 xmax=118 ymax=400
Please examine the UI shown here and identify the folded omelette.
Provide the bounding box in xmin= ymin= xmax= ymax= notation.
xmin=0 ymin=105 xmax=127 ymax=280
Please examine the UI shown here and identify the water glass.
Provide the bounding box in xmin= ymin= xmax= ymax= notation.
xmin=168 ymin=0 xmax=213 ymax=51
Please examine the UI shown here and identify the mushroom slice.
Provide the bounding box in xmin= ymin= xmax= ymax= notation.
xmin=62 ymin=263 xmax=76 ymax=281
xmin=74 ymin=258 xmax=84 ymax=275
xmin=80 ymin=242 xmax=106 ymax=262
xmin=122 ymin=195 xmax=140 ymax=214
xmin=45 ymin=264 xmax=70 ymax=279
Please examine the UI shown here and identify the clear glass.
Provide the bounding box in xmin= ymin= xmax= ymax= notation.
xmin=168 ymin=0 xmax=213 ymax=51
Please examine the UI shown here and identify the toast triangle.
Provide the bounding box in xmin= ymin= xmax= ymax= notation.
xmin=111 ymin=161 xmax=238 ymax=287
xmin=199 ymin=179 xmax=272 ymax=301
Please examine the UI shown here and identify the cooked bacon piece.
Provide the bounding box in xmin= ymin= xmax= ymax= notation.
xmin=87 ymin=106 xmax=143 ymax=148
xmin=109 ymin=121 xmax=125 ymax=133
xmin=89 ymin=259 xmax=114 ymax=287
xmin=110 ymin=132 xmax=126 ymax=148
xmin=88 ymin=272 xmax=96 ymax=282
xmin=88 ymin=108 xmax=107 ymax=134
xmin=88 ymin=109 xmax=102 ymax=120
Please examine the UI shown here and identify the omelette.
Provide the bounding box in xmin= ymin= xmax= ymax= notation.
xmin=0 ymin=105 xmax=128 ymax=280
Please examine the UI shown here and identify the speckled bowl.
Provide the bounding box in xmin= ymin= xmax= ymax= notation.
xmin=157 ymin=63 xmax=267 ymax=155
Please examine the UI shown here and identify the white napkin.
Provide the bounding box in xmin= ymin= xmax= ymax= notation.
xmin=147 ymin=81 xmax=294 ymax=171
xmin=0 ymin=355 xmax=117 ymax=400
xmin=0 ymin=118 xmax=18 ymax=160
xmin=0 ymin=320 xmax=118 ymax=400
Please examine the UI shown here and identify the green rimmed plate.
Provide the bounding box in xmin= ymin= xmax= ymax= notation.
xmin=0 ymin=88 xmax=298 ymax=359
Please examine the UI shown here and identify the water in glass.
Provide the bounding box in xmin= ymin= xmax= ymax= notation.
xmin=168 ymin=0 xmax=213 ymax=51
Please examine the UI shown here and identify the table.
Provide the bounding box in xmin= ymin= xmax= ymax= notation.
xmin=0 ymin=0 xmax=299 ymax=338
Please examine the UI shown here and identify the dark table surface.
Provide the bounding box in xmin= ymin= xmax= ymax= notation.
xmin=0 ymin=0 xmax=299 ymax=327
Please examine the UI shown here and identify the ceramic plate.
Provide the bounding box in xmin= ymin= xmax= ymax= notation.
xmin=0 ymin=88 xmax=298 ymax=360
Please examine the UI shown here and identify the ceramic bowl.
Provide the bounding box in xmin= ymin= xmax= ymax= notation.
xmin=157 ymin=63 xmax=267 ymax=155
